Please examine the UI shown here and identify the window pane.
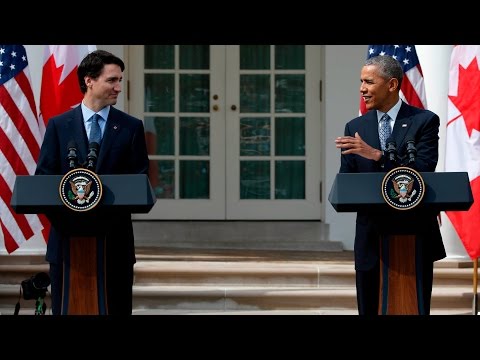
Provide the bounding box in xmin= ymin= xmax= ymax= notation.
xmin=180 ymin=117 xmax=209 ymax=156
xmin=145 ymin=74 xmax=174 ymax=112
xmin=240 ymin=161 xmax=270 ymax=199
xmin=275 ymin=75 xmax=305 ymax=113
xmin=145 ymin=116 xmax=174 ymax=156
xmin=275 ymin=161 xmax=305 ymax=199
xmin=275 ymin=45 xmax=305 ymax=70
xmin=149 ymin=160 xmax=175 ymax=199
xmin=275 ymin=117 xmax=305 ymax=156
xmin=180 ymin=160 xmax=210 ymax=199
xmin=180 ymin=74 xmax=210 ymax=113
xmin=240 ymin=45 xmax=270 ymax=70
xmin=240 ymin=117 xmax=270 ymax=156
xmin=145 ymin=45 xmax=174 ymax=69
xmin=240 ymin=75 xmax=270 ymax=113
xmin=180 ymin=45 xmax=210 ymax=69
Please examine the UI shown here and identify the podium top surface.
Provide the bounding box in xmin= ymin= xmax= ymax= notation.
xmin=11 ymin=174 xmax=156 ymax=214
xmin=328 ymin=171 xmax=473 ymax=212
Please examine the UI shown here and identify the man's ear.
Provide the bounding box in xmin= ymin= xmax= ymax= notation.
xmin=389 ymin=78 xmax=399 ymax=92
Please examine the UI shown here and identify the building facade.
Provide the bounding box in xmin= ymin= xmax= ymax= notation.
xmin=12 ymin=45 xmax=467 ymax=260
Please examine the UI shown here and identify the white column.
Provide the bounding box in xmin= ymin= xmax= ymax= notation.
xmin=416 ymin=45 xmax=468 ymax=260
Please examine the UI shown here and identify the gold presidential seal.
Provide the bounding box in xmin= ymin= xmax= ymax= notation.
xmin=59 ymin=168 xmax=103 ymax=212
xmin=381 ymin=167 xmax=425 ymax=210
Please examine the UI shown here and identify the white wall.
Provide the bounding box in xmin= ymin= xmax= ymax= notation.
xmin=324 ymin=45 xmax=366 ymax=250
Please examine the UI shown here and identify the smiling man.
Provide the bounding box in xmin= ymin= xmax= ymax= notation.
xmin=334 ymin=55 xmax=446 ymax=315
xmin=35 ymin=50 xmax=149 ymax=315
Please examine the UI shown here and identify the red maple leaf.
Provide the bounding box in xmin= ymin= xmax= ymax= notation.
xmin=40 ymin=55 xmax=83 ymax=125
xmin=449 ymin=57 xmax=480 ymax=137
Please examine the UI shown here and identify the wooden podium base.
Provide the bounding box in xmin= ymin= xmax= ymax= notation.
xmin=379 ymin=234 xmax=425 ymax=315
xmin=61 ymin=236 xmax=108 ymax=315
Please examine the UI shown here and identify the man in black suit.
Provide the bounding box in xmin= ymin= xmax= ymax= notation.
xmin=335 ymin=55 xmax=446 ymax=315
xmin=35 ymin=50 xmax=149 ymax=315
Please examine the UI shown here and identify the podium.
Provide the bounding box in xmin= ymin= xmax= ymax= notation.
xmin=329 ymin=171 xmax=473 ymax=315
xmin=11 ymin=174 xmax=156 ymax=315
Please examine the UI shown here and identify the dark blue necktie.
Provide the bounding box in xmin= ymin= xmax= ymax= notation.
xmin=379 ymin=113 xmax=391 ymax=151
xmin=89 ymin=113 xmax=102 ymax=144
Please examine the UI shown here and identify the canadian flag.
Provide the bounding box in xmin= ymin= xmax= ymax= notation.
xmin=445 ymin=45 xmax=480 ymax=260
xmin=38 ymin=45 xmax=96 ymax=240
xmin=39 ymin=45 xmax=96 ymax=135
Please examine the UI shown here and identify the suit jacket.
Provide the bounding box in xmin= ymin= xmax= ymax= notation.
xmin=339 ymin=101 xmax=446 ymax=271
xmin=35 ymin=105 xmax=149 ymax=265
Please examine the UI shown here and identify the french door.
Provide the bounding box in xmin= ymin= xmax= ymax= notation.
xmin=128 ymin=45 xmax=322 ymax=220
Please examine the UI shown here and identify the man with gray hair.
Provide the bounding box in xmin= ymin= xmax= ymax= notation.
xmin=334 ymin=55 xmax=446 ymax=315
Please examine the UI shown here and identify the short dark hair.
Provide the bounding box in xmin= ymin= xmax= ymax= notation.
xmin=365 ymin=55 xmax=403 ymax=89
xmin=77 ymin=50 xmax=125 ymax=94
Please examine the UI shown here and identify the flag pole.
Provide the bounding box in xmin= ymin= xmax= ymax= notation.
xmin=473 ymin=258 xmax=478 ymax=315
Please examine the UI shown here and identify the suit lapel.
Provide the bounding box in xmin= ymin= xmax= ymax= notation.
xmin=96 ymin=108 xmax=121 ymax=170
xmin=392 ymin=102 xmax=413 ymax=149
xmin=66 ymin=106 xmax=89 ymax=164
xmin=363 ymin=111 xmax=381 ymax=150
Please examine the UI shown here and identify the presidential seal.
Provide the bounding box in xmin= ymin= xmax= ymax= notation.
xmin=381 ymin=167 xmax=425 ymax=210
xmin=59 ymin=168 xmax=103 ymax=212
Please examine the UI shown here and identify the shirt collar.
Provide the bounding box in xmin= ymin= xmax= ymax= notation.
xmin=377 ymin=98 xmax=402 ymax=123
xmin=81 ymin=102 xmax=110 ymax=123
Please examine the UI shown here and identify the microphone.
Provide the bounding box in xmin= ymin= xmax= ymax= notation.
xmin=406 ymin=137 xmax=416 ymax=164
xmin=67 ymin=140 xmax=77 ymax=169
xmin=385 ymin=138 xmax=397 ymax=163
xmin=87 ymin=142 xmax=99 ymax=171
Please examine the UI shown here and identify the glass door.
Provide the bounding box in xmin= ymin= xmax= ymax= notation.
xmin=225 ymin=45 xmax=322 ymax=219
xmin=129 ymin=45 xmax=225 ymax=219
xmin=128 ymin=45 xmax=322 ymax=220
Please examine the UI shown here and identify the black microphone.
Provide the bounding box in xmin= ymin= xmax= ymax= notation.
xmin=87 ymin=142 xmax=99 ymax=171
xmin=406 ymin=137 xmax=416 ymax=164
xmin=67 ymin=140 xmax=77 ymax=169
xmin=385 ymin=138 xmax=397 ymax=163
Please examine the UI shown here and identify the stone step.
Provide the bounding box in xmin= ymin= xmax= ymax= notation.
xmin=0 ymin=261 xmax=475 ymax=288
xmin=1 ymin=308 xmax=474 ymax=316
xmin=133 ymin=261 xmax=353 ymax=287
xmin=0 ymin=265 xmax=49 ymax=285
xmin=0 ymin=283 xmax=475 ymax=314
xmin=0 ymin=250 xmax=477 ymax=315
xmin=135 ymin=261 xmax=477 ymax=287
xmin=131 ymin=285 xmax=476 ymax=312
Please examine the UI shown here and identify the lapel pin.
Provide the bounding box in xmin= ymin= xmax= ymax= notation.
xmin=402 ymin=124 xmax=407 ymax=127
xmin=114 ymin=125 xmax=118 ymax=130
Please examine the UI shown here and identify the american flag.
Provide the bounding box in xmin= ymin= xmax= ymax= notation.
xmin=0 ymin=45 xmax=49 ymax=253
xmin=360 ymin=45 xmax=427 ymax=115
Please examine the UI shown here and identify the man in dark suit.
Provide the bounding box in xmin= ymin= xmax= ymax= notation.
xmin=334 ymin=55 xmax=446 ymax=315
xmin=35 ymin=50 xmax=149 ymax=315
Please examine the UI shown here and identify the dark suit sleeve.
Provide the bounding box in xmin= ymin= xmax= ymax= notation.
xmin=339 ymin=120 xmax=386 ymax=173
xmin=35 ymin=118 xmax=61 ymax=175
xmin=339 ymin=122 xmax=357 ymax=173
